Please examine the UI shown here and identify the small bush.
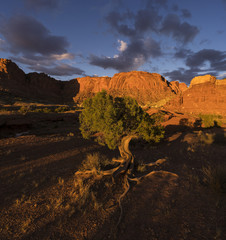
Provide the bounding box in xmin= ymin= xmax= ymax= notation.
xmin=18 ymin=106 xmax=31 ymax=114
xmin=42 ymin=107 xmax=52 ymax=113
xmin=198 ymin=131 xmax=226 ymax=145
xmin=198 ymin=132 xmax=215 ymax=145
xmin=55 ymin=106 xmax=70 ymax=113
xmin=198 ymin=114 xmax=223 ymax=128
xmin=80 ymin=153 xmax=113 ymax=173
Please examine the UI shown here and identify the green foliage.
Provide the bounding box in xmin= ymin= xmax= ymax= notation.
xmin=18 ymin=105 xmax=31 ymax=114
xmin=198 ymin=114 xmax=223 ymax=128
xmin=79 ymin=90 xmax=164 ymax=149
xmin=55 ymin=106 xmax=70 ymax=113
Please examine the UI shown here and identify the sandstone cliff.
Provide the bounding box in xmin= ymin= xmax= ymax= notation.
xmin=75 ymin=71 xmax=177 ymax=105
xmin=109 ymin=72 xmax=175 ymax=104
xmin=1 ymin=59 xmax=225 ymax=115
xmin=169 ymin=81 xmax=188 ymax=94
xmin=166 ymin=75 xmax=226 ymax=115
xmin=0 ymin=59 xmax=79 ymax=103
xmin=1 ymin=59 xmax=178 ymax=105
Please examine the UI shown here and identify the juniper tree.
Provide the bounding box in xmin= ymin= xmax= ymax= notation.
xmin=78 ymin=90 xmax=167 ymax=227
xmin=79 ymin=90 xmax=164 ymax=175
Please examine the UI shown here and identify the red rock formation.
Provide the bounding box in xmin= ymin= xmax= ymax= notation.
xmin=170 ymin=81 xmax=187 ymax=94
xmin=75 ymin=71 xmax=176 ymax=105
xmin=0 ymin=58 xmax=79 ymax=103
xmin=73 ymin=76 xmax=111 ymax=102
xmin=166 ymin=75 xmax=226 ymax=115
xmin=0 ymin=58 xmax=27 ymax=95
xmin=108 ymin=71 xmax=175 ymax=104
xmin=190 ymin=75 xmax=216 ymax=86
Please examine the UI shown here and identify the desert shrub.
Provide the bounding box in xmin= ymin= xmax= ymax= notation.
xmin=18 ymin=105 xmax=31 ymax=114
xmin=79 ymin=153 xmax=113 ymax=173
xmin=150 ymin=111 xmax=166 ymax=124
xmin=79 ymin=90 xmax=165 ymax=150
xmin=198 ymin=131 xmax=226 ymax=145
xmin=198 ymin=132 xmax=215 ymax=145
xmin=42 ymin=107 xmax=52 ymax=113
xmin=198 ymin=114 xmax=223 ymax=128
xmin=55 ymin=106 xmax=70 ymax=113
xmin=202 ymin=164 xmax=226 ymax=193
xmin=32 ymin=108 xmax=43 ymax=113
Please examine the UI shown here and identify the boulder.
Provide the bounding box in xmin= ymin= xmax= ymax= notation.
xmin=190 ymin=75 xmax=216 ymax=86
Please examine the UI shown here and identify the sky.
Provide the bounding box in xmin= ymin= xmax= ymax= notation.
xmin=0 ymin=0 xmax=226 ymax=84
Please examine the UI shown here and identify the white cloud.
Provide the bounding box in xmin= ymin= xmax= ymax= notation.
xmin=218 ymin=72 xmax=226 ymax=79
xmin=51 ymin=53 xmax=75 ymax=60
xmin=117 ymin=40 xmax=127 ymax=52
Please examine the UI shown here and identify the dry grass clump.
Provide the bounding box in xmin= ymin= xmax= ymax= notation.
xmin=79 ymin=152 xmax=114 ymax=173
xmin=135 ymin=159 xmax=147 ymax=173
xmin=74 ymin=177 xmax=103 ymax=211
xmin=72 ymin=153 xmax=117 ymax=212
xmin=202 ymin=163 xmax=226 ymax=194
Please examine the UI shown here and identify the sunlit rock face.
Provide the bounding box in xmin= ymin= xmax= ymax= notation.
xmin=75 ymin=71 xmax=177 ymax=105
xmin=109 ymin=71 xmax=175 ymax=104
xmin=2 ymin=58 xmax=225 ymax=115
xmin=190 ymin=75 xmax=216 ymax=86
xmin=169 ymin=81 xmax=188 ymax=94
xmin=166 ymin=75 xmax=226 ymax=115
xmin=73 ymin=76 xmax=111 ymax=103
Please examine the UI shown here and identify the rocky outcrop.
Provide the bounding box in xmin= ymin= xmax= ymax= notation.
xmin=0 ymin=58 xmax=27 ymax=95
xmin=109 ymin=72 xmax=175 ymax=105
xmin=166 ymin=75 xmax=226 ymax=115
xmin=3 ymin=58 xmax=225 ymax=116
xmin=170 ymin=81 xmax=188 ymax=94
xmin=190 ymin=75 xmax=216 ymax=86
xmin=73 ymin=76 xmax=111 ymax=102
xmin=0 ymin=58 xmax=79 ymax=103
xmin=75 ymin=71 xmax=177 ymax=105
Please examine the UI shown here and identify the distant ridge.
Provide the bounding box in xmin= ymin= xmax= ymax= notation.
xmin=0 ymin=58 xmax=185 ymax=105
xmin=0 ymin=58 xmax=78 ymax=104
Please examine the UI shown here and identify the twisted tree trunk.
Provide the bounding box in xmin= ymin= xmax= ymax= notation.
xmin=114 ymin=135 xmax=138 ymax=177
xmin=75 ymin=134 xmax=168 ymax=228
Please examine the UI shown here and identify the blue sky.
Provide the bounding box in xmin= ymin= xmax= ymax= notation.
xmin=0 ymin=0 xmax=226 ymax=83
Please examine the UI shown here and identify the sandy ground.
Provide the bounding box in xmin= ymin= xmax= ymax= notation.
xmin=0 ymin=111 xmax=225 ymax=240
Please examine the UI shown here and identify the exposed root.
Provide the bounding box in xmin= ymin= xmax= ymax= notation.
xmin=75 ymin=135 xmax=173 ymax=231
xmin=144 ymin=158 xmax=167 ymax=167
xmin=75 ymin=170 xmax=94 ymax=176
xmin=116 ymin=176 xmax=130 ymax=227
xmin=112 ymin=158 xmax=124 ymax=163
